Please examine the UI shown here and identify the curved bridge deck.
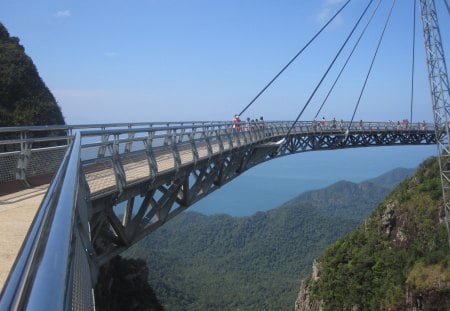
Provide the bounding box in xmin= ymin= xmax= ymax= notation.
xmin=81 ymin=121 xmax=437 ymax=201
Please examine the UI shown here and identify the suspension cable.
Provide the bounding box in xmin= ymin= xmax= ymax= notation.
xmin=444 ymin=0 xmax=450 ymax=14
xmin=314 ymin=0 xmax=383 ymax=120
xmin=237 ymin=0 xmax=352 ymax=117
xmin=348 ymin=0 xmax=397 ymax=129
xmin=410 ymin=0 xmax=417 ymax=124
xmin=284 ymin=0 xmax=375 ymax=138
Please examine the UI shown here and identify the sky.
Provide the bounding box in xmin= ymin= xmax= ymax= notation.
xmin=0 ymin=0 xmax=449 ymax=125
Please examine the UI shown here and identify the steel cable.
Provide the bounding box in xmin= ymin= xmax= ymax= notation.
xmin=238 ymin=0 xmax=352 ymax=117
xmin=410 ymin=0 xmax=417 ymax=124
xmin=314 ymin=0 xmax=383 ymax=121
xmin=348 ymin=0 xmax=398 ymax=131
xmin=284 ymin=0 xmax=376 ymax=139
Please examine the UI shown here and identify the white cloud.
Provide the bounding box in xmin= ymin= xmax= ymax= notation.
xmin=55 ymin=10 xmax=71 ymax=18
xmin=104 ymin=51 xmax=117 ymax=58
xmin=325 ymin=0 xmax=347 ymax=5
xmin=315 ymin=0 xmax=345 ymax=27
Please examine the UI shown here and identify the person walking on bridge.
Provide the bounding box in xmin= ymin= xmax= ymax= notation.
xmin=233 ymin=114 xmax=241 ymax=132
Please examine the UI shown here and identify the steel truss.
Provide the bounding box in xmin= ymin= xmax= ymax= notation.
xmin=419 ymin=0 xmax=450 ymax=242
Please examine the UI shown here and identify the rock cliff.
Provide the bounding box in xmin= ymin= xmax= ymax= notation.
xmin=295 ymin=158 xmax=450 ymax=310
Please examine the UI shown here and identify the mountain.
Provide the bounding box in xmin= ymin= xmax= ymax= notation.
xmin=124 ymin=167 xmax=414 ymax=310
xmin=296 ymin=158 xmax=450 ymax=310
xmin=0 ymin=23 xmax=64 ymax=126
xmin=362 ymin=166 xmax=415 ymax=189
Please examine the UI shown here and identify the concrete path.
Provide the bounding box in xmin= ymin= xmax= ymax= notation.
xmin=0 ymin=185 xmax=48 ymax=292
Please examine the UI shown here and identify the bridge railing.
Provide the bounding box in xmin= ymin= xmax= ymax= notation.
xmin=0 ymin=121 xmax=435 ymax=187
xmin=0 ymin=132 xmax=96 ymax=310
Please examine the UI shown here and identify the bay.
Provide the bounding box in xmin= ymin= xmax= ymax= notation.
xmin=190 ymin=145 xmax=437 ymax=216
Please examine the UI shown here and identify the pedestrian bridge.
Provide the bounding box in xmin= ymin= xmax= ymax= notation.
xmin=0 ymin=120 xmax=441 ymax=309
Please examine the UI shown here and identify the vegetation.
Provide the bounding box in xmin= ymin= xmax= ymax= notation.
xmin=125 ymin=168 xmax=413 ymax=310
xmin=0 ymin=22 xmax=64 ymax=126
xmin=309 ymin=158 xmax=450 ymax=309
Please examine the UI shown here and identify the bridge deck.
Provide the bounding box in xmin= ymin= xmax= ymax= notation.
xmin=0 ymin=185 xmax=48 ymax=291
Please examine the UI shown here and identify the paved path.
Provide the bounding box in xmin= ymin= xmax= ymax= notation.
xmin=0 ymin=185 xmax=48 ymax=291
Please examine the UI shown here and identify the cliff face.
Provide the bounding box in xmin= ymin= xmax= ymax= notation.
xmin=0 ymin=23 xmax=64 ymax=126
xmin=296 ymin=158 xmax=450 ymax=310
xmin=94 ymin=256 xmax=164 ymax=311
xmin=295 ymin=260 xmax=323 ymax=311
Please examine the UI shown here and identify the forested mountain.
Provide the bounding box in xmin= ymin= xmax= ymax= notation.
xmin=124 ymin=167 xmax=414 ymax=310
xmin=0 ymin=22 xmax=64 ymax=126
xmin=296 ymin=158 xmax=450 ymax=310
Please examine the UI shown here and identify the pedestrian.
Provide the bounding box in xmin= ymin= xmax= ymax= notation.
xmin=320 ymin=117 xmax=325 ymax=127
xmin=233 ymin=114 xmax=241 ymax=132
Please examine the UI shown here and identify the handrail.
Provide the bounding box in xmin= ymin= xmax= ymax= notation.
xmin=0 ymin=135 xmax=72 ymax=146
xmin=0 ymin=120 xmax=435 ymax=135
xmin=0 ymin=120 xmax=436 ymax=158
xmin=0 ymin=121 xmax=232 ymax=134
xmin=0 ymin=132 xmax=93 ymax=310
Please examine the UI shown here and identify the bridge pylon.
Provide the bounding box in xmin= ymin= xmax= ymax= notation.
xmin=419 ymin=0 xmax=450 ymax=244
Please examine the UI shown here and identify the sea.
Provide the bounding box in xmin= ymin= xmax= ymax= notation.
xmin=189 ymin=145 xmax=437 ymax=217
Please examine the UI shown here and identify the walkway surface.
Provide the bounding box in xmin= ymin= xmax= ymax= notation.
xmin=0 ymin=185 xmax=48 ymax=291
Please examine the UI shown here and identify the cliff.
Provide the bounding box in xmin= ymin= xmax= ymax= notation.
xmin=95 ymin=256 xmax=164 ymax=311
xmin=295 ymin=158 xmax=450 ymax=310
xmin=0 ymin=22 xmax=64 ymax=126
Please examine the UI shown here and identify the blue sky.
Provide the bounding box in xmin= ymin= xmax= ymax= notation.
xmin=1 ymin=0 xmax=449 ymax=124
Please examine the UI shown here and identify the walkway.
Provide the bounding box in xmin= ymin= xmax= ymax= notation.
xmin=0 ymin=185 xmax=48 ymax=291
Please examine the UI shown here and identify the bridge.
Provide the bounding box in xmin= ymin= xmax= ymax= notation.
xmin=0 ymin=0 xmax=449 ymax=310
xmin=0 ymin=120 xmax=441 ymax=309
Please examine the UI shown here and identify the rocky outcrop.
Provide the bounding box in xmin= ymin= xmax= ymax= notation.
xmin=294 ymin=158 xmax=450 ymax=309
xmin=94 ymin=256 xmax=164 ymax=311
xmin=381 ymin=201 xmax=396 ymax=236
xmin=295 ymin=260 xmax=323 ymax=311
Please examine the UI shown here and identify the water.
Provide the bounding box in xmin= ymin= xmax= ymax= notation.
xmin=189 ymin=145 xmax=437 ymax=216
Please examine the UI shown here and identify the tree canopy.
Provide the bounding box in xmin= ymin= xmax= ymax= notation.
xmin=0 ymin=22 xmax=64 ymax=126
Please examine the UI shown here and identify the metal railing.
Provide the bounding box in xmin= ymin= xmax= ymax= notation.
xmin=0 ymin=132 xmax=95 ymax=310
xmin=0 ymin=121 xmax=436 ymax=184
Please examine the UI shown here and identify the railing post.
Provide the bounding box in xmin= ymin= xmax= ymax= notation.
xmin=225 ymin=126 xmax=235 ymax=150
xmin=189 ymin=128 xmax=199 ymax=165
xmin=97 ymin=127 xmax=108 ymax=158
xmin=203 ymin=127 xmax=213 ymax=160
xmin=216 ymin=129 xmax=224 ymax=153
xmin=124 ymin=125 xmax=135 ymax=153
xmin=144 ymin=131 xmax=158 ymax=183
xmin=15 ymin=130 xmax=31 ymax=187
xmin=108 ymin=135 xmax=126 ymax=194
xmin=171 ymin=132 xmax=182 ymax=173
